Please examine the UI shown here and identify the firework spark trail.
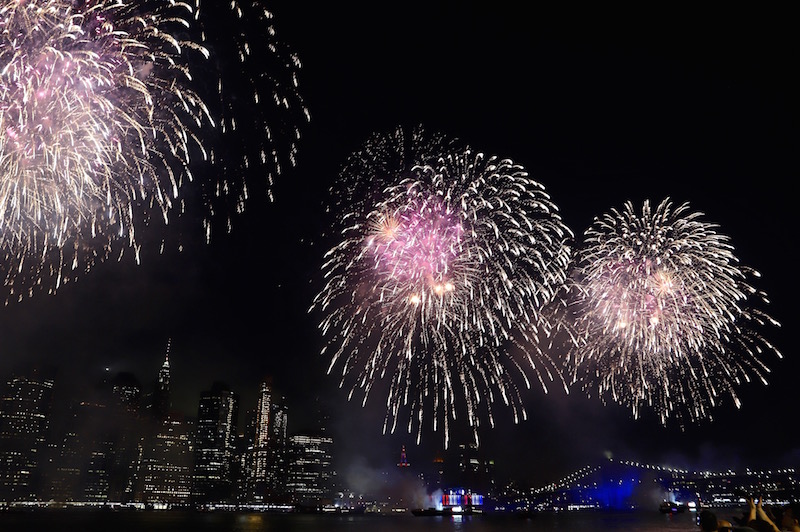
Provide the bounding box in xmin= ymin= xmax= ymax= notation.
xmin=312 ymin=126 xmax=573 ymax=448
xmin=564 ymin=198 xmax=781 ymax=425
xmin=195 ymin=0 xmax=309 ymax=237
xmin=0 ymin=0 xmax=211 ymax=301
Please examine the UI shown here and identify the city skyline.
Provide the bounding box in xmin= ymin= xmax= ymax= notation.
xmin=0 ymin=2 xmax=796 ymax=493
xmin=2 ymin=331 xmax=795 ymax=491
xmin=2 ymin=364 xmax=797 ymax=512
xmin=0 ymin=354 xmax=338 ymax=507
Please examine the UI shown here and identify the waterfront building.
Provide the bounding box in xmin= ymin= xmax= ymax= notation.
xmin=45 ymin=407 xmax=82 ymax=503
xmin=135 ymin=414 xmax=194 ymax=507
xmin=0 ymin=374 xmax=54 ymax=502
xmin=191 ymin=382 xmax=239 ymax=505
xmin=81 ymin=407 xmax=112 ymax=504
xmin=107 ymin=388 xmax=146 ymax=503
xmin=286 ymin=433 xmax=335 ymax=505
xmin=55 ymin=402 xmax=113 ymax=503
xmin=44 ymin=371 xmax=144 ymax=505
xmin=233 ymin=410 xmax=255 ymax=503
xmin=266 ymin=399 xmax=289 ymax=502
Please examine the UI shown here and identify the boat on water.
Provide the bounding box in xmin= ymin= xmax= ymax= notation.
xmin=659 ymin=501 xmax=687 ymax=513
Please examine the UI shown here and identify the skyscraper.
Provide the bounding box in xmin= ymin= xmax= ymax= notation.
xmin=192 ymin=382 xmax=239 ymax=506
xmin=134 ymin=342 xmax=193 ymax=507
xmin=285 ymin=433 xmax=335 ymax=506
xmin=248 ymin=378 xmax=272 ymax=503
xmin=135 ymin=414 xmax=194 ymax=507
xmin=266 ymin=399 xmax=289 ymax=502
xmin=244 ymin=377 xmax=292 ymax=503
xmin=0 ymin=375 xmax=55 ymax=502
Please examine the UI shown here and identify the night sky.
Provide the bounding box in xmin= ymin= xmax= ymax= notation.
xmin=0 ymin=3 xmax=796 ymax=488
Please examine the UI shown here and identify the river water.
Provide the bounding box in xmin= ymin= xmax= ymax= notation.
xmin=0 ymin=508 xmax=728 ymax=531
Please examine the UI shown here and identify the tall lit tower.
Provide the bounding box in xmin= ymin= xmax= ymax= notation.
xmin=253 ymin=378 xmax=271 ymax=451
xmin=248 ymin=378 xmax=272 ymax=503
xmin=192 ymin=382 xmax=239 ymax=506
xmin=158 ymin=339 xmax=171 ymax=396
xmin=242 ymin=377 xmax=290 ymax=504
xmin=152 ymin=339 xmax=172 ymax=420
xmin=267 ymin=399 xmax=289 ymax=502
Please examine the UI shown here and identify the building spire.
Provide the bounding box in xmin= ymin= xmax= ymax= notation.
xmin=153 ymin=338 xmax=172 ymax=420
xmin=163 ymin=337 xmax=171 ymax=368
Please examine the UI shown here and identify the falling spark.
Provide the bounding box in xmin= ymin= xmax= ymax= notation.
xmin=195 ymin=0 xmax=309 ymax=235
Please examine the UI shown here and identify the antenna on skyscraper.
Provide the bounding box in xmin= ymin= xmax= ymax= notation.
xmin=163 ymin=337 xmax=171 ymax=367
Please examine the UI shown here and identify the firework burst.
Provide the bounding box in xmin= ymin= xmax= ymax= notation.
xmin=0 ymin=0 xmax=211 ymax=301
xmin=565 ymin=198 xmax=781 ymax=425
xmin=0 ymin=0 xmax=307 ymax=301
xmin=312 ymin=127 xmax=573 ymax=447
